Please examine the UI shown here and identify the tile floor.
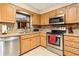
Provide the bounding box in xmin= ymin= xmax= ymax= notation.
xmin=23 ymin=46 xmax=59 ymax=56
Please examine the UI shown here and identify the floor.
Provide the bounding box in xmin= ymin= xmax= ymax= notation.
xmin=23 ymin=46 xmax=59 ymax=56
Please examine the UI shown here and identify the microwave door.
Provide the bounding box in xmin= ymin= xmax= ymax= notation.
xmin=49 ymin=17 xmax=64 ymax=24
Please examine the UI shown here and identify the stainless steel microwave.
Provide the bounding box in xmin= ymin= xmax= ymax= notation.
xmin=49 ymin=14 xmax=64 ymax=24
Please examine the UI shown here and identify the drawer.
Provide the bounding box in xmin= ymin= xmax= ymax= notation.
xmin=64 ymin=45 xmax=79 ymax=55
xmin=64 ymin=36 xmax=79 ymax=43
xmin=39 ymin=32 xmax=46 ymax=36
xmin=21 ymin=35 xmax=31 ymax=39
xmin=64 ymin=51 xmax=77 ymax=56
xmin=64 ymin=41 xmax=79 ymax=49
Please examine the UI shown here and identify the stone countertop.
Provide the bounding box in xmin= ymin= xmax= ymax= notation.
xmin=64 ymin=33 xmax=79 ymax=37
xmin=0 ymin=31 xmax=42 ymax=38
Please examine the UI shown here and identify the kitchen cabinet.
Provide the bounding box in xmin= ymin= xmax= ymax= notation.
xmin=40 ymin=12 xmax=50 ymax=25
xmin=0 ymin=4 xmax=16 ymax=23
xmin=40 ymin=36 xmax=47 ymax=47
xmin=20 ymin=33 xmax=40 ymax=54
xmin=65 ymin=4 xmax=78 ymax=23
xmin=64 ymin=35 xmax=79 ymax=56
xmin=44 ymin=12 xmax=50 ymax=25
xmin=32 ymin=14 xmax=40 ymax=25
xmin=49 ymin=10 xmax=56 ymax=18
xmin=56 ymin=7 xmax=66 ymax=15
xmin=36 ymin=36 xmax=40 ymax=46
xmin=30 ymin=37 xmax=37 ymax=49
xmin=40 ymin=32 xmax=47 ymax=47
xmin=21 ymin=38 xmax=31 ymax=54
xmin=40 ymin=14 xmax=45 ymax=25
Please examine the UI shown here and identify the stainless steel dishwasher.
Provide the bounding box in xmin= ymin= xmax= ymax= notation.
xmin=0 ymin=36 xmax=20 ymax=56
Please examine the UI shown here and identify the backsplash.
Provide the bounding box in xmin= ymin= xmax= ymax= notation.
xmin=0 ymin=23 xmax=14 ymax=34
xmin=66 ymin=24 xmax=79 ymax=34
xmin=33 ymin=23 xmax=79 ymax=34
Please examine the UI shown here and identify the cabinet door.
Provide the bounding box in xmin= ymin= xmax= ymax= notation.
xmin=21 ymin=38 xmax=31 ymax=54
xmin=56 ymin=7 xmax=65 ymax=15
xmin=64 ymin=51 xmax=77 ymax=56
xmin=49 ymin=10 xmax=56 ymax=18
xmin=40 ymin=14 xmax=45 ymax=25
xmin=76 ymin=4 xmax=79 ymax=22
xmin=41 ymin=36 xmax=47 ymax=47
xmin=36 ymin=37 xmax=40 ymax=46
xmin=0 ymin=4 xmax=16 ymax=23
xmin=0 ymin=5 xmax=2 ymax=22
xmin=32 ymin=14 xmax=40 ymax=25
xmin=0 ymin=4 xmax=7 ymax=22
xmin=6 ymin=4 xmax=16 ymax=23
xmin=66 ymin=4 xmax=77 ymax=23
xmin=44 ymin=12 xmax=50 ymax=25
xmin=30 ymin=38 xmax=37 ymax=49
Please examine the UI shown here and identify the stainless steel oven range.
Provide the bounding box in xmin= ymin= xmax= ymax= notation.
xmin=46 ymin=29 xmax=66 ymax=56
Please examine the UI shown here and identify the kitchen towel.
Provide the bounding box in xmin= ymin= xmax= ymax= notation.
xmin=48 ymin=36 xmax=50 ymax=44
xmin=56 ymin=37 xmax=60 ymax=46
xmin=50 ymin=34 xmax=56 ymax=44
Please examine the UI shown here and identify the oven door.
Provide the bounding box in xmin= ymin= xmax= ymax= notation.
xmin=47 ymin=34 xmax=63 ymax=50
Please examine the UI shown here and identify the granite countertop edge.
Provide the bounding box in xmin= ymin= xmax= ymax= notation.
xmin=0 ymin=31 xmax=45 ymax=38
xmin=64 ymin=33 xmax=79 ymax=37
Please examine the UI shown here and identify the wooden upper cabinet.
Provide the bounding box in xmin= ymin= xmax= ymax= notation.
xmin=66 ymin=4 xmax=77 ymax=23
xmin=44 ymin=12 xmax=50 ymax=25
xmin=40 ymin=12 xmax=50 ymax=25
xmin=49 ymin=10 xmax=56 ymax=18
xmin=40 ymin=14 xmax=45 ymax=25
xmin=32 ymin=14 xmax=40 ymax=25
xmin=6 ymin=4 xmax=16 ymax=23
xmin=0 ymin=4 xmax=16 ymax=23
xmin=56 ymin=7 xmax=66 ymax=15
xmin=76 ymin=4 xmax=79 ymax=22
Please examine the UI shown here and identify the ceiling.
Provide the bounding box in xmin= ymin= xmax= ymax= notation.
xmin=24 ymin=3 xmax=58 ymax=11
xmin=14 ymin=3 xmax=71 ymax=14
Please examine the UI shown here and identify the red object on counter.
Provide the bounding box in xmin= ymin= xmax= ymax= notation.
xmin=50 ymin=34 xmax=56 ymax=44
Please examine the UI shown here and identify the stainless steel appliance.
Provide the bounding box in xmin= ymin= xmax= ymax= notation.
xmin=46 ymin=27 xmax=66 ymax=56
xmin=49 ymin=14 xmax=64 ymax=24
xmin=0 ymin=36 xmax=20 ymax=56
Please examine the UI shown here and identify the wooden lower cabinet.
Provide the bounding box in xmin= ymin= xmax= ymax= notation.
xmin=64 ymin=51 xmax=77 ymax=56
xmin=21 ymin=38 xmax=31 ymax=54
xmin=36 ymin=37 xmax=40 ymax=46
xmin=64 ymin=35 xmax=79 ymax=56
xmin=20 ymin=35 xmax=40 ymax=54
xmin=30 ymin=37 xmax=37 ymax=49
xmin=40 ymin=36 xmax=47 ymax=47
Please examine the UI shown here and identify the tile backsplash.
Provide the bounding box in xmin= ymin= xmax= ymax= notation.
xmin=0 ymin=23 xmax=14 ymax=34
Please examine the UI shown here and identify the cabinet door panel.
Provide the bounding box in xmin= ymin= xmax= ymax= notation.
xmin=49 ymin=10 xmax=56 ymax=18
xmin=56 ymin=7 xmax=65 ymax=15
xmin=21 ymin=39 xmax=30 ymax=54
xmin=36 ymin=37 xmax=40 ymax=46
xmin=6 ymin=5 xmax=16 ymax=23
xmin=64 ymin=51 xmax=77 ymax=56
xmin=30 ymin=38 xmax=37 ymax=49
xmin=1 ymin=4 xmax=7 ymax=22
xmin=41 ymin=37 xmax=47 ymax=47
xmin=0 ymin=4 xmax=16 ymax=23
xmin=32 ymin=14 xmax=40 ymax=25
xmin=40 ymin=14 xmax=45 ymax=25
xmin=66 ymin=4 xmax=77 ymax=23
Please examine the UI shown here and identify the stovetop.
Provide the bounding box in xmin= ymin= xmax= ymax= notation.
xmin=46 ymin=30 xmax=66 ymax=35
